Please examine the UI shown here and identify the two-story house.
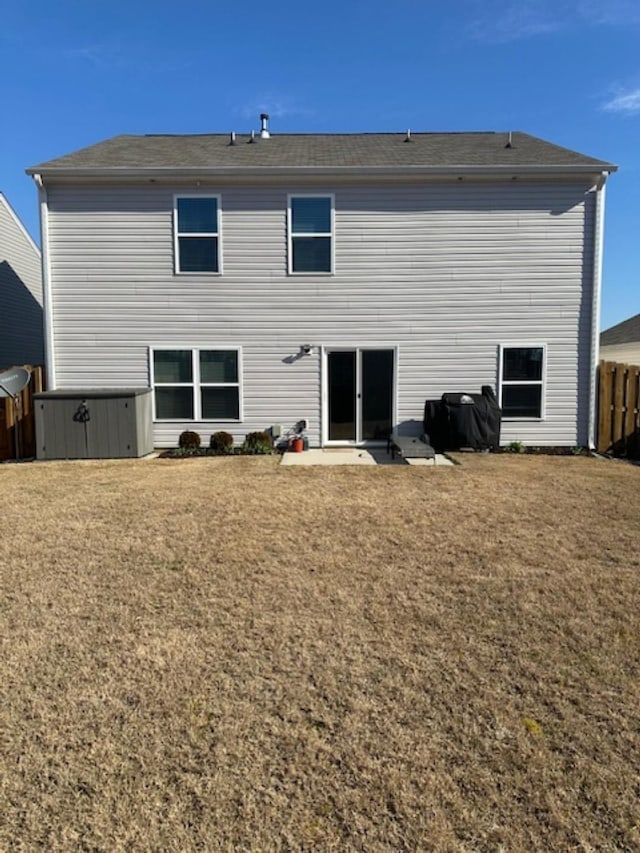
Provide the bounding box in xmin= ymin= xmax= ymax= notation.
xmin=27 ymin=120 xmax=615 ymax=449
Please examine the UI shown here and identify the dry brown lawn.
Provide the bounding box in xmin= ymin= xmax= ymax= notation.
xmin=1 ymin=454 xmax=639 ymax=851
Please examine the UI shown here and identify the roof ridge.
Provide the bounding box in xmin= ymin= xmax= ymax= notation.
xmin=139 ymin=130 xmax=504 ymax=138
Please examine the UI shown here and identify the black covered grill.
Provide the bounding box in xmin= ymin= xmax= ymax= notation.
xmin=424 ymin=386 xmax=502 ymax=451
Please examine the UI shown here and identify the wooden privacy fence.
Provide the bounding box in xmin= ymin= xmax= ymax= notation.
xmin=597 ymin=360 xmax=640 ymax=458
xmin=0 ymin=366 xmax=44 ymax=460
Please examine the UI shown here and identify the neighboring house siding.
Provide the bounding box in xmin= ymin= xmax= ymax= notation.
xmin=0 ymin=194 xmax=43 ymax=368
xmin=600 ymin=342 xmax=640 ymax=365
xmin=45 ymin=179 xmax=596 ymax=447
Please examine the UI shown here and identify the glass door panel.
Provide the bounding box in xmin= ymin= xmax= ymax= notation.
xmin=362 ymin=350 xmax=394 ymax=440
xmin=328 ymin=351 xmax=356 ymax=440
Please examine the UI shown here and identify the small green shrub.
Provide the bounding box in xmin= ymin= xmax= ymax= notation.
xmin=506 ymin=440 xmax=525 ymax=454
xmin=178 ymin=430 xmax=201 ymax=450
xmin=166 ymin=446 xmax=201 ymax=457
xmin=210 ymin=431 xmax=234 ymax=454
xmin=241 ymin=431 xmax=273 ymax=455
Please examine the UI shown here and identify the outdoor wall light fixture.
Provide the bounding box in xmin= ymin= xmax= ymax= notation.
xmin=301 ymin=344 xmax=314 ymax=356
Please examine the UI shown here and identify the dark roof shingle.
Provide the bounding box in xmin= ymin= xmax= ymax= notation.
xmin=601 ymin=313 xmax=640 ymax=345
xmin=27 ymin=131 xmax=616 ymax=173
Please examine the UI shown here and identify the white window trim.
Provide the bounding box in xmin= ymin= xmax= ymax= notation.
xmin=150 ymin=346 xmax=243 ymax=422
xmin=498 ymin=343 xmax=547 ymax=421
xmin=173 ymin=194 xmax=223 ymax=276
xmin=287 ymin=193 xmax=335 ymax=276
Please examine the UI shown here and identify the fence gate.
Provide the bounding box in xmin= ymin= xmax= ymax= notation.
xmin=0 ymin=366 xmax=44 ymax=460
xmin=597 ymin=360 xmax=640 ymax=458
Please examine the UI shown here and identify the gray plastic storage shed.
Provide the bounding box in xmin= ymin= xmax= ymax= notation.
xmin=34 ymin=388 xmax=154 ymax=460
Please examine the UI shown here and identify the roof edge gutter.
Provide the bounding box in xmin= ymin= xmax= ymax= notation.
xmin=27 ymin=163 xmax=618 ymax=180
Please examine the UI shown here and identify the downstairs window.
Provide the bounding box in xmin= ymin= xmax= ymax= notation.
xmin=499 ymin=346 xmax=545 ymax=418
xmin=152 ymin=348 xmax=240 ymax=421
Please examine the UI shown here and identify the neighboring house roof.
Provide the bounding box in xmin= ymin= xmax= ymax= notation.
xmin=27 ymin=131 xmax=616 ymax=176
xmin=600 ymin=313 xmax=640 ymax=346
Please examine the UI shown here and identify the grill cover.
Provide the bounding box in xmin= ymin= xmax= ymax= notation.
xmin=424 ymin=386 xmax=501 ymax=450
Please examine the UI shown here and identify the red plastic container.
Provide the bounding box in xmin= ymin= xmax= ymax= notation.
xmin=290 ymin=437 xmax=304 ymax=453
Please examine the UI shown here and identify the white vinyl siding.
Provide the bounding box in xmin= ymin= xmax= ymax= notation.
xmin=600 ymin=341 xmax=640 ymax=366
xmin=45 ymin=179 xmax=598 ymax=447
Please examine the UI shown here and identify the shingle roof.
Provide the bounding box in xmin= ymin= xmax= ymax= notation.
xmin=600 ymin=313 xmax=640 ymax=346
xmin=27 ymin=131 xmax=616 ymax=174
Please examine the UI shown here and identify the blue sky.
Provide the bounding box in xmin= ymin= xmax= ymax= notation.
xmin=1 ymin=0 xmax=638 ymax=329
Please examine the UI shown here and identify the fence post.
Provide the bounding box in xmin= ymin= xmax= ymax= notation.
xmin=628 ymin=366 xmax=640 ymax=457
xmin=33 ymin=365 xmax=44 ymax=394
xmin=612 ymin=364 xmax=626 ymax=453
xmin=597 ymin=361 xmax=613 ymax=453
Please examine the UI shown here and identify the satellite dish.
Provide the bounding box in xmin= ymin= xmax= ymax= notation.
xmin=0 ymin=366 xmax=31 ymax=398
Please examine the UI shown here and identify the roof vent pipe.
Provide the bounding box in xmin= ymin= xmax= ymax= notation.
xmin=229 ymin=131 xmax=236 ymax=146
xmin=248 ymin=129 xmax=255 ymax=143
xmin=260 ymin=113 xmax=270 ymax=139
xmin=404 ymin=128 xmax=412 ymax=142
xmin=505 ymin=130 xmax=513 ymax=148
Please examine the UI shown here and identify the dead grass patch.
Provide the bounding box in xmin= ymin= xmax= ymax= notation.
xmin=1 ymin=455 xmax=639 ymax=850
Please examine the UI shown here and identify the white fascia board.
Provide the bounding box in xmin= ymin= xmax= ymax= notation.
xmin=28 ymin=164 xmax=617 ymax=182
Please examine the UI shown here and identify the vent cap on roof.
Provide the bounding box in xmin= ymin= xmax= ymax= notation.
xmin=260 ymin=113 xmax=270 ymax=139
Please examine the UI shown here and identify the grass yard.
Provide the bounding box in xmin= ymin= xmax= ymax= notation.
xmin=1 ymin=454 xmax=639 ymax=851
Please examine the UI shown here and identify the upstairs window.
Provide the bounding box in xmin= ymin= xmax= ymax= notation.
xmin=174 ymin=196 xmax=220 ymax=273
xmin=288 ymin=195 xmax=334 ymax=274
xmin=152 ymin=348 xmax=241 ymax=421
xmin=499 ymin=346 xmax=545 ymax=419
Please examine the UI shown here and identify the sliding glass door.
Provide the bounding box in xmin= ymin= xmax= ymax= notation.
xmin=326 ymin=348 xmax=394 ymax=443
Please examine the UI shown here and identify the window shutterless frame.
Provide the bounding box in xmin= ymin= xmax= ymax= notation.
xmin=287 ymin=194 xmax=335 ymax=275
xmin=150 ymin=346 xmax=242 ymax=421
xmin=498 ymin=344 xmax=547 ymax=420
xmin=173 ymin=194 xmax=222 ymax=275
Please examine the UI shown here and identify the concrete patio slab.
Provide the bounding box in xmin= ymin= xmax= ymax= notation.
xmin=281 ymin=449 xmax=376 ymax=466
xmin=280 ymin=449 xmax=454 ymax=466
